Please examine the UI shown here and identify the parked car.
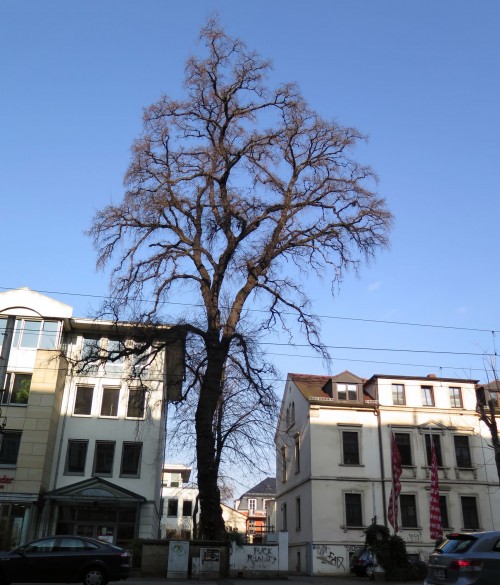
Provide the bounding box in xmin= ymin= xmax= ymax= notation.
xmin=0 ymin=535 xmax=131 ymax=585
xmin=425 ymin=530 xmax=500 ymax=585
xmin=350 ymin=546 xmax=375 ymax=579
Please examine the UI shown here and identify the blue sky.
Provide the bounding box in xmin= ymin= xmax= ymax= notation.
xmin=2 ymin=0 xmax=500 ymax=386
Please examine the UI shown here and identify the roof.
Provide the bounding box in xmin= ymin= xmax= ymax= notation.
xmin=240 ymin=477 xmax=276 ymax=497
xmin=479 ymin=380 xmax=500 ymax=391
xmin=289 ymin=370 xmax=366 ymax=400
xmin=365 ymin=373 xmax=479 ymax=385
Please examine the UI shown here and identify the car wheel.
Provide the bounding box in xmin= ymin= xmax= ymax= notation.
xmin=365 ymin=563 xmax=375 ymax=580
xmin=83 ymin=567 xmax=108 ymax=585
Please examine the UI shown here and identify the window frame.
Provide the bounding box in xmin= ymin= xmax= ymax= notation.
xmin=341 ymin=429 xmax=361 ymax=465
xmin=454 ymin=435 xmax=472 ymax=468
xmin=394 ymin=432 xmax=413 ymax=466
xmin=344 ymin=492 xmax=363 ymax=527
xmin=337 ymin=383 xmax=358 ymax=401
xmin=182 ymin=500 xmax=193 ymax=517
xmin=65 ymin=440 xmax=89 ymax=475
xmin=73 ymin=385 xmax=94 ymax=416
xmin=248 ymin=498 xmax=257 ymax=514
xmin=392 ymin=383 xmax=406 ymax=406
xmin=449 ymin=387 xmax=462 ymax=408
xmin=281 ymin=446 xmax=287 ymax=483
xmin=120 ymin=442 xmax=142 ymax=477
xmin=425 ymin=434 xmax=443 ymax=466
xmin=1 ymin=372 xmax=32 ymax=405
xmin=93 ymin=441 xmax=115 ymax=477
xmin=100 ymin=386 xmax=120 ymax=418
xmin=167 ymin=499 xmax=179 ymax=517
xmin=422 ymin=386 xmax=435 ymax=406
xmin=294 ymin=435 xmax=300 ymax=473
xmin=400 ymin=494 xmax=418 ymax=528
xmin=461 ymin=496 xmax=480 ymax=530
xmin=0 ymin=430 xmax=22 ymax=465
xmin=295 ymin=497 xmax=301 ymax=531
xmin=126 ymin=387 xmax=146 ymax=419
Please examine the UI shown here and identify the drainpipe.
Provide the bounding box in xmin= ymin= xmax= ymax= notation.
xmin=375 ymin=405 xmax=388 ymax=526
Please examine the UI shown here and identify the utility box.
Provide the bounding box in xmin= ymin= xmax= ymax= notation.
xmin=200 ymin=547 xmax=220 ymax=579
xmin=167 ymin=541 xmax=190 ymax=579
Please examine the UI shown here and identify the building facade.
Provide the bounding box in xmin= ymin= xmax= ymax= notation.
xmin=0 ymin=288 xmax=183 ymax=549
xmin=235 ymin=477 xmax=276 ymax=543
xmin=275 ymin=370 xmax=500 ymax=575
xmin=160 ymin=464 xmax=247 ymax=539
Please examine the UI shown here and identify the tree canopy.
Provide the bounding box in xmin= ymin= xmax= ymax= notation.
xmin=90 ymin=18 xmax=392 ymax=538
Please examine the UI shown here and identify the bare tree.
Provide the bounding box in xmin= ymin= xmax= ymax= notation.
xmin=476 ymin=374 xmax=500 ymax=486
xmin=89 ymin=18 xmax=392 ymax=538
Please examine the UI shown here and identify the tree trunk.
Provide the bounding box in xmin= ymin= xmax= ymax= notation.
xmin=195 ymin=342 xmax=227 ymax=539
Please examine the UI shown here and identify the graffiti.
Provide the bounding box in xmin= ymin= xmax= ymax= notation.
xmin=405 ymin=533 xmax=422 ymax=543
xmin=172 ymin=543 xmax=187 ymax=556
xmin=345 ymin=544 xmax=364 ymax=553
xmin=312 ymin=544 xmax=345 ymax=569
xmin=246 ymin=546 xmax=277 ymax=567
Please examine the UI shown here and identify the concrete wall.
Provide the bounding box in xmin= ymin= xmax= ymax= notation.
xmin=229 ymin=531 xmax=288 ymax=578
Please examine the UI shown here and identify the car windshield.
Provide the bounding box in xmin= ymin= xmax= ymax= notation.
xmin=438 ymin=535 xmax=477 ymax=554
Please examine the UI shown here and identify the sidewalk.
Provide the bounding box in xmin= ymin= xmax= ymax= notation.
xmin=121 ymin=575 xmax=423 ymax=585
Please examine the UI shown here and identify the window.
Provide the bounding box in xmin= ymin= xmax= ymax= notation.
xmin=296 ymin=497 xmax=301 ymax=530
xmin=39 ymin=321 xmax=60 ymax=350
xmin=65 ymin=440 xmax=88 ymax=474
xmin=425 ymin=434 xmax=443 ymax=466
xmin=439 ymin=496 xmax=450 ymax=529
xmin=93 ymin=441 xmax=115 ymax=476
xmin=11 ymin=319 xmax=59 ymax=350
xmin=74 ymin=386 xmax=93 ymax=415
xmin=81 ymin=337 xmax=100 ymax=372
xmin=422 ymin=386 xmax=434 ymax=406
xmin=392 ymin=384 xmax=405 ymax=405
xmin=342 ymin=430 xmax=360 ymax=464
xmin=394 ymin=433 xmax=413 ymax=466
xmin=282 ymin=502 xmax=287 ymax=531
xmin=281 ymin=446 xmax=287 ymax=482
xmin=105 ymin=339 xmax=125 ymax=374
xmin=248 ymin=498 xmax=257 ymax=513
xmin=167 ymin=499 xmax=178 ymax=517
xmin=0 ymin=431 xmax=22 ymax=465
xmin=131 ymin=344 xmax=151 ymax=378
xmin=461 ymin=496 xmax=479 ymax=529
xmin=0 ymin=317 xmax=7 ymax=351
xmin=338 ymin=383 xmax=357 ymax=401
xmin=449 ymin=387 xmax=462 ymax=408
xmin=182 ymin=501 xmax=193 ymax=517
xmin=294 ymin=436 xmax=300 ymax=473
xmin=120 ymin=442 xmax=142 ymax=477
xmin=345 ymin=493 xmax=363 ymax=526
xmin=454 ymin=436 xmax=472 ymax=468
xmin=400 ymin=494 xmax=418 ymax=528
xmin=100 ymin=387 xmax=119 ymax=417
xmin=1 ymin=373 xmax=31 ymax=405
xmin=127 ymin=387 xmax=145 ymax=418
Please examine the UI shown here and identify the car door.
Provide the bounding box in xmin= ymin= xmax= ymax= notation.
xmin=7 ymin=537 xmax=58 ymax=583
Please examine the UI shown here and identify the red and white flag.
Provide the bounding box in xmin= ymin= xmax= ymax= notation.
xmin=388 ymin=432 xmax=402 ymax=532
xmin=429 ymin=438 xmax=443 ymax=540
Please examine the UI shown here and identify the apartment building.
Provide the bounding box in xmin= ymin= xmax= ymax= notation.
xmin=275 ymin=370 xmax=500 ymax=575
xmin=0 ymin=288 xmax=183 ymax=548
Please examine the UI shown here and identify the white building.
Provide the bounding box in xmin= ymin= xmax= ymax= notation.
xmin=275 ymin=370 xmax=500 ymax=575
xmin=160 ymin=464 xmax=247 ymax=539
xmin=0 ymin=288 xmax=183 ymax=548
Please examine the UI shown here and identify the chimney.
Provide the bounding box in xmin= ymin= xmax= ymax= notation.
xmin=427 ymin=374 xmax=437 ymax=379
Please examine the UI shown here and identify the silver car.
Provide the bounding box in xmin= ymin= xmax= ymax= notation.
xmin=425 ymin=531 xmax=500 ymax=585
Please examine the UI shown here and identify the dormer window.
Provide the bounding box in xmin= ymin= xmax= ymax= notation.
xmin=337 ymin=383 xmax=357 ymax=401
